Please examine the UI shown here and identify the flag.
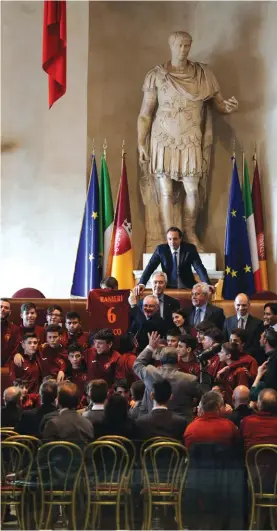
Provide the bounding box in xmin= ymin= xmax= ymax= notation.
xmin=243 ymin=157 xmax=262 ymax=291
xmin=252 ymin=159 xmax=269 ymax=290
xmin=71 ymin=156 xmax=100 ymax=297
xmin=107 ymin=154 xmax=134 ymax=289
xmin=222 ymin=159 xmax=255 ymax=299
xmin=42 ymin=0 xmax=66 ymax=108
xmin=99 ymin=155 xmax=114 ymax=278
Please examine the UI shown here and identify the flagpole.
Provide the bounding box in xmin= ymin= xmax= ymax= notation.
xmin=103 ymin=138 xmax=107 ymax=160
xmin=242 ymin=149 xmax=245 ymax=189
xmin=232 ymin=139 xmax=236 ymax=166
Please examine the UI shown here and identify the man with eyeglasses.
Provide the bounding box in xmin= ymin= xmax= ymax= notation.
xmin=128 ymin=293 xmax=167 ymax=351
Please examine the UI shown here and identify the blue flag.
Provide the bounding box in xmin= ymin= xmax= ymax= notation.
xmin=222 ymin=160 xmax=255 ymax=299
xmin=71 ymin=156 xmax=100 ymax=297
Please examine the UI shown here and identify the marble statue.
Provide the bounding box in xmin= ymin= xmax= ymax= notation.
xmin=138 ymin=31 xmax=238 ymax=251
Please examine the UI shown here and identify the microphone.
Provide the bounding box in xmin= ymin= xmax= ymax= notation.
xmin=196 ymin=343 xmax=222 ymax=364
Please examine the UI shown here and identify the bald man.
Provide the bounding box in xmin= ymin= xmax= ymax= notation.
xmin=128 ymin=293 xmax=167 ymax=351
xmin=227 ymin=386 xmax=253 ymax=427
xmin=223 ymin=293 xmax=263 ymax=359
xmin=241 ymin=388 xmax=277 ymax=449
xmin=1 ymin=386 xmax=22 ymax=427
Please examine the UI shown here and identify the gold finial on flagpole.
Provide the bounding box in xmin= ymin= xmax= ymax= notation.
xmin=92 ymin=138 xmax=95 ymax=156
xmin=242 ymin=148 xmax=245 ymax=182
xmin=232 ymin=139 xmax=236 ymax=159
xmin=253 ymin=142 xmax=257 ymax=163
xmin=122 ymin=140 xmax=125 ymax=158
xmin=103 ymin=138 xmax=108 ymax=159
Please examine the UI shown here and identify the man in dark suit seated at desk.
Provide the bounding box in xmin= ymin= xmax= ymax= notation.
xmin=134 ymin=226 xmax=211 ymax=292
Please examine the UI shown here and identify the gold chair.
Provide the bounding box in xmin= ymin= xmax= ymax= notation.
xmin=36 ymin=441 xmax=86 ymax=531
xmin=1 ymin=441 xmax=33 ymax=529
xmin=6 ymin=435 xmax=42 ymax=454
xmin=139 ymin=436 xmax=178 ymax=463
xmin=245 ymin=444 xmax=277 ymax=530
xmin=84 ymin=439 xmax=130 ymax=530
xmin=0 ymin=429 xmax=19 ymax=441
xmin=141 ymin=440 xmax=189 ymax=530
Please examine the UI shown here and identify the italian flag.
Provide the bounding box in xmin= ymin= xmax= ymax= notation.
xmin=243 ymin=159 xmax=262 ymax=291
xmin=99 ymin=155 xmax=114 ymax=277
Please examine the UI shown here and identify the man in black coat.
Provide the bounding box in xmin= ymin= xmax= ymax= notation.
xmin=15 ymin=380 xmax=58 ymax=437
xmin=1 ymin=386 xmax=22 ymax=427
xmin=223 ymin=293 xmax=263 ymax=358
xmin=129 ymin=293 xmax=167 ymax=351
xmin=186 ymin=282 xmax=225 ymax=330
xmin=136 ymin=227 xmax=210 ymax=291
xmin=136 ymin=379 xmax=187 ymax=440
xmin=138 ymin=271 xmax=180 ymax=330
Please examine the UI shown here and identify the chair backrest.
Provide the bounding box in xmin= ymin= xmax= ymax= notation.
xmin=1 ymin=441 xmax=33 ymax=492
xmin=12 ymin=288 xmax=46 ymax=298
xmin=37 ymin=441 xmax=84 ymax=493
xmin=0 ymin=429 xmax=19 ymax=441
xmin=84 ymin=440 xmax=130 ymax=495
xmin=141 ymin=441 xmax=189 ymax=495
xmin=245 ymin=444 xmax=277 ymax=496
xmin=6 ymin=435 xmax=42 ymax=454
xmin=139 ymin=436 xmax=178 ymax=462
xmin=97 ymin=435 xmax=136 ymax=473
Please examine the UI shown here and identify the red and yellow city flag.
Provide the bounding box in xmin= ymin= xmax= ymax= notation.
xmin=42 ymin=0 xmax=66 ymax=108
xmin=252 ymin=156 xmax=269 ymax=290
xmin=107 ymin=153 xmax=134 ymax=289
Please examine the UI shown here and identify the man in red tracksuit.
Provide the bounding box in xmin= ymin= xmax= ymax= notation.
xmin=40 ymin=325 xmax=68 ymax=381
xmin=229 ymin=328 xmax=258 ymax=380
xmin=1 ymin=298 xmax=20 ymax=367
xmin=84 ymin=328 xmax=120 ymax=389
xmin=177 ymin=334 xmax=200 ymax=378
xmin=9 ymin=332 xmax=43 ymax=394
xmin=115 ymin=333 xmax=138 ymax=387
xmin=60 ymin=311 xmax=89 ymax=350
xmin=65 ymin=344 xmax=89 ymax=409
xmin=216 ymin=342 xmax=251 ymax=405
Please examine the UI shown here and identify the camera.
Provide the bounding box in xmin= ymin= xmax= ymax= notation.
xmin=196 ymin=343 xmax=222 ymax=367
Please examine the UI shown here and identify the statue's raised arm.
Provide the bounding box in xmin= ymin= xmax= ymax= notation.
xmin=137 ymin=31 xmax=238 ymax=252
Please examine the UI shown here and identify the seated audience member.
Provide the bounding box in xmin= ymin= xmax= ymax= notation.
xmin=142 ymin=271 xmax=180 ymax=329
xmin=229 ymin=328 xmax=258 ymax=378
xmin=129 ymin=380 xmax=145 ymax=420
xmin=241 ymin=388 xmax=277 ymax=449
xmin=115 ymin=333 xmax=138 ymax=387
xmin=136 ymin=379 xmax=187 ymax=440
xmin=263 ymin=302 xmax=277 ymax=331
xmin=166 ymin=329 xmax=181 ymax=348
xmin=177 ymin=335 xmax=200 ymax=378
xmin=184 ymin=391 xmax=239 ymax=449
xmin=15 ymin=380 xmax=57 ymax=436
xmin=134 ymin=332 xmax=202 ymax=420
xmin=1 ymin=298 xmax=20 ymax=366
xmin=1 ymin=386 xmax=22 ymax=427
xmin=228 ymin=386 xmax=253 ymax=427
xmin=85 ymin=329 xmax=120 ymax=388
xmin=61 ymin=312 xmax=89 ymax=350
xmin=40 ymin=325 xmax=67 ymax=381
xmin=172 ymin=308 xmax=193 ymax=335
xmin=114 ymin=379 xmax=130 ymax=401
xmin=187 ymin=282 xmax=225 ymax=330
xmin=42 ymin=382 xmax=94 ymax=444
xmin=9 ymin=333 xmax=43 ymax=394
xmin=65 ymin=344 xmax=88 ymax=408
xmin=128 ymin=293 xmax=167 ymax=352
xmin=13 ymin=379 xmax=40 ymax=409
xmin=45 ymin=305 xmax=64 ymax=326
xmin=250 ymin=327 xmax=277 ymax=401
xmin=199 ymin=327 xmax=224 ymax=379
xmin=100 ymin=276 xmax=119 ymax=290
xmin=82 ymin=379 xmax=108 ymax=424
xmin=212 ymin=383 xmax=233 ymax=413
xmin=94 ymin=393 xmax=137 ymax=439
xmin=216 ymin=342 xmax=251 ymax=405
xmin=223 ymin=293 xmax=263 ymax=359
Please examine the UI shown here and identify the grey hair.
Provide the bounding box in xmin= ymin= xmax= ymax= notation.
xmin=151 ymin=271 xmax=168 ymax=285
xmin=160 ymin=347 xmax=178 ymax=365
xmin=200 ymin=391 xmax=224 ymax=413
xmin=193 ymin=282 xmax=210 ymax=296
xmin=143 ymin=294 xmax=159 ymax=306
xmin=168 ymin=31 xmax=192 ymax=47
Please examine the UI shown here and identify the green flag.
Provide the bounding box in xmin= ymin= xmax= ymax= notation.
xmin=99 ymin=155 xmax=114 ymax=277
xmin=243 ymin=157 xmax=261 ymax=291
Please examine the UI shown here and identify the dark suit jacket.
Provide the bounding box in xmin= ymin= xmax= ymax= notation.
xmin=15 ymin=404 xmax=57 ymax=437
xmin=223 ymin=314 xmax=263 ymax=358
xmin=42 ymin=409 xmax=94 ymax=444
xmin=129 ymin=306 xmax=167 ymax=351
xmin=139 ymin=294 xmax=180 ymax=330
xmin=1 ymin=404 xmax=22 ymax=428
xmin=82 ymin=408 xmax=105 ymax=425
xmin=139 ymin=242 xmax=210 ymax=289
xmin=187 ymin=302 xmax=225 ymax=330
xmin=227 ymin=405 xmax=253 ymax=427
xmin=136 ymin=408 xmax=187 ymax=440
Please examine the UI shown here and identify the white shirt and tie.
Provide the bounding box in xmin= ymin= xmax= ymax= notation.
xmin=194 ymin=305 xmax=207 ymax=326
xmin=170 ymin=247 xmax=183 ymax=288
xmin=237 ymin=314 xmax=249 ymax=329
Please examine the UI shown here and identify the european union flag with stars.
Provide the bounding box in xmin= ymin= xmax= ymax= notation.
xmin=222 ymin=160 xmax=255 ymax=299
xmin=71 ymin=155 xmax=100 ymax=297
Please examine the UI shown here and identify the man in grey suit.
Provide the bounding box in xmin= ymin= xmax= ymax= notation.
xmin=187 ymin=282 xmax=225 ymax=330
xmin=223 ymin=293 xmax=263 ymax=359
xmin=42 ymin=382 xmax=94 ymax=444
xmin=133 ymin=332 xmax=202 ymax=421
xmin=82 ymin=379 xmax=107 ymax=425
